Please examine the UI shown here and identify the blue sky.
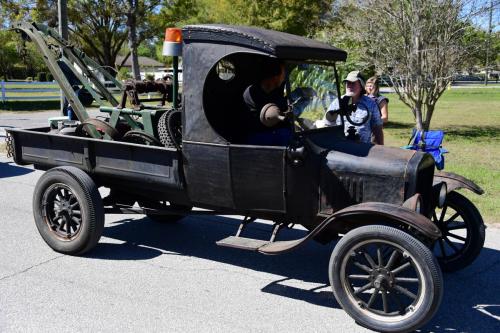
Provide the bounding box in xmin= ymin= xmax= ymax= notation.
xmin=466 ymin=0 xmax=499 ymax=32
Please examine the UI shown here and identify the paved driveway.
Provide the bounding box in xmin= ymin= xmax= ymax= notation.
xmin=1 ymin=155 xmax=499 ymax=332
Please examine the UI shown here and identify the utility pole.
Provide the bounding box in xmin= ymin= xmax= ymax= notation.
xmin=58 ymin=0 xmax=68 ymax=113
xmin=484 ymin=0 xmax=493 ymax=86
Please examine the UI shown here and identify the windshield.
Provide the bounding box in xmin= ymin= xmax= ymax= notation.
xmin=288 ymin=63 xmax=339 ymax=130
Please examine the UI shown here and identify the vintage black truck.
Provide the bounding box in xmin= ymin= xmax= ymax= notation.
xmin=5 ymin=22 xmax=486 ymax=333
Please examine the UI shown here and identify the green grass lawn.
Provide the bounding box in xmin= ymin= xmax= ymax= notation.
xmin=383 ymin=88 xmax=500 ymax=223
xmin=2 ymin=83 xmax=59 ymax=88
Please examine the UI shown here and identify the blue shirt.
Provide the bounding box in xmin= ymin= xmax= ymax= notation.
xmin=325 ymin=95 xmax=383 ymax=143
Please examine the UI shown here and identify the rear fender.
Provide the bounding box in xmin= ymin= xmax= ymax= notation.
xmin=258 ymin=202 xmax=441 ymax=255
xmin=434 ymin=171 xmax=483 ymax=195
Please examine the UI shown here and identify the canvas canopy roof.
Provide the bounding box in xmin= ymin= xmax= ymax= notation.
xmin=182 ymin=24 xmax=347 ymax=62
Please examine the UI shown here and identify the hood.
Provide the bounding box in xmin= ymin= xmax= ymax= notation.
xmin=303 ymin=129 xmax=435 ymax=214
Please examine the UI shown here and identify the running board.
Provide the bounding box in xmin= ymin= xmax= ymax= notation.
xmin=216 ymin=236 xmax=269 ymax=251
xmin=217 ymin=216 xmax=335 ymax=255
xmin=216 ymin=236 xmax=308 ymax=255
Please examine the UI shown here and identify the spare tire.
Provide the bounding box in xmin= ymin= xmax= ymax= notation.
xmin=158 ymin=109 xmax=182 ymax=149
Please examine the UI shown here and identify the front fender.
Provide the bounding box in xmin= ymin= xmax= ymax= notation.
xmin=434 ymin=171 xmax=484 ymax=195
xmin=258 ymin=202 xmax=440 ymax=255
xmin=327 ymin=202 xmax=441 ymax=240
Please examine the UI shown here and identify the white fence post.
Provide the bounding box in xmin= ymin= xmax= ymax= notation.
xmin=1 ymin=81 xmax=5 ymax=103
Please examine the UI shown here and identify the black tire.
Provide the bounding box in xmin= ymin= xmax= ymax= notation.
xmin=329 ymin=225 xmax=443 ymax=333
xmin=122 ymin=130 xmax=161 ymax=146
xmin=33 ymin=166 xmax=105 ymax=255
xmin=158 ymin=109 xmax=182 ymax=149
xmin=431 ymin=191 xmax=485 ymax=272
xmin=139 ymin=200 xmax=191 ymax=223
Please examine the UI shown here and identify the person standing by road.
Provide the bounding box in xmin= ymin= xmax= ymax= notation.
xmin=323 ymin=71 xmax=384 ymax=145
xmin=365 ymin=76 xmax=389 ymax=124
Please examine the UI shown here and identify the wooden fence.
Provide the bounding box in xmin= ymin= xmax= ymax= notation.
xmin=0 ymin=81 xmax=60 ymax=103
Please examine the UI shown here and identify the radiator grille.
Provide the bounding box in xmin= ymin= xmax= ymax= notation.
xmin=339 ymin=176 xmax=364 ymax=203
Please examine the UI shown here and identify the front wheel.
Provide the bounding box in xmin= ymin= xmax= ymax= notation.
xmin=329 ymin=225 xmax=443 ymax=333
xmin=431 ymin=191 xmax=485 ymax=272
xmin=33 ymin=167 xmax=105 ymax=255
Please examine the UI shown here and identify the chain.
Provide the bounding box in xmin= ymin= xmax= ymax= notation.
xmin=5 ymin=131 xmax=14 ymax=158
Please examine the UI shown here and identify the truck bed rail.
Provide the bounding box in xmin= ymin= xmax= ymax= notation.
xmin=6 ymin=127 xmax=184 ymax=192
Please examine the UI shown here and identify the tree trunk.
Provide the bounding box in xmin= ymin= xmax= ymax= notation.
xmin=414 ymin=102 xmax=424 ymax=131
xmin=423 ymin=104 xmax=434 ymax=131
xmin=127 ymin=0 xmax=141 ymax=80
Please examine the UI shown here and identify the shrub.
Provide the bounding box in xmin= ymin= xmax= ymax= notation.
xmin=25 ymin=77 xmax=33 ymax=82
xmin=117 ymin=67 xmax=132 ymax=81
xmin=47 ymin=73 xmax=54 ymax=82
xmin=145 ymin=73 xmax=155 ymax=81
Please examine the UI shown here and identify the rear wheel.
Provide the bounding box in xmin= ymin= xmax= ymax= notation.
xmin=33 ymin=167 xmax=104 ymax=255
xmin=330 ymin=225 xmax=442 ymax=333
xmin=431 ymin=191 xmax=485 ymax=272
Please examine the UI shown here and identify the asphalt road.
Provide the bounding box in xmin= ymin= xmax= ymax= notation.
xmin=0 ymin=110 xmax=101 ymax=143
xmin=1 ymin=155 xmax=500 ymax=332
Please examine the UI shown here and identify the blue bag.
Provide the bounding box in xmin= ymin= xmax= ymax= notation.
xmin=402 ymin=129 xmax=448 ymax=170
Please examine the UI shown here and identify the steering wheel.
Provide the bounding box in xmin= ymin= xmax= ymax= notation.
xmin=290 ymin=87 xmax=317 ymax=116
xmin=344 ymin=109 xmax=369 ymax=126
xmin=336 ymin=96 xmax=370 ymax=126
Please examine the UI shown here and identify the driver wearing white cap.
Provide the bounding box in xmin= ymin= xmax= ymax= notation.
xmin=324 ymin=71 xmax=384 ymax=145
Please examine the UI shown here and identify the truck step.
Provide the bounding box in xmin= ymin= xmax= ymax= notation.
xmin=216 ymin=236 xmax=270 ymax=251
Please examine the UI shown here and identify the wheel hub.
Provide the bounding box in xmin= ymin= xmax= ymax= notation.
xmin=43 ymin=183 xmax=83 ymax=239
xmin=56 ymin=200 xmax=72 ymax=216
xmin=370 ymin=268 xmax=394 ymax=289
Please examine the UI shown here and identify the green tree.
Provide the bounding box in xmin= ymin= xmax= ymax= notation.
xmin=157 ymin=0 xmax=330 ymax=36
xmin=461 ymin=26 xmax=500 ymax=75
xmin=319 ymin=2 xmax=369 ymax=89
xmin=0 ymin=0 xmax=57 ymax=79
xmin=0 ymin=31 xmax=18 ymax=79
xmin=0 ymin=0 xmax=57 ymax=25
xmin=345 ymin=0 xmax=493 ymax=131
xmin=117 ymin=0 xmax=162 ymax=79
xmin=68 ymin=0 xmax=128 ymax=74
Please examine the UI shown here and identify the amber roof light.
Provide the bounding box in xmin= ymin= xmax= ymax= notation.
xmin=165 ymin=28 xmax=182 ymax=43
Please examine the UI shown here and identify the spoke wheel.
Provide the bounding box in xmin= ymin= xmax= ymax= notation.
xmin=330 ymin=226 xmax=442 ymax=333
xmin=42 ymin=184 xmax=83 ymax=240
xmin=76 ymin=118 xmax=120 ymax=139
xmin=431 ymin=191 xmax=485 ymax=272
xmin=33 ymin=167 xmax=104 ymax=255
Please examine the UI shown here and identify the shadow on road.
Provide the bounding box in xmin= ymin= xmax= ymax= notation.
xmin=92 ymin=215 xmax=500 ymax=332
xmin=0 ymin=161 xmax=34 ymax=178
